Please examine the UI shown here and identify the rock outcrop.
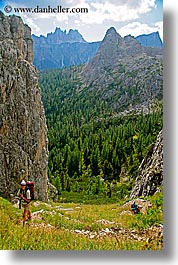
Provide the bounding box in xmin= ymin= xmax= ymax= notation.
xmin=130 ymin=130 xmax=163 ymax=198
xmin=81 ymin=27 xmax=163 ymax=114
xmin=82 ymin=27 xmax=162 ymax=87
xmin=0 ymin=12 xmax=48 ymax=201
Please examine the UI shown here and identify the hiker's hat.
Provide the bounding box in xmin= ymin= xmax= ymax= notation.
xmin=21 ymin=180 xmax=26 ymax=186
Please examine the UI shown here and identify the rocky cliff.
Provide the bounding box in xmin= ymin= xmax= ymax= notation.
xmin=0 ymin=12 xmax=49 ymax=201
xmin=130 ymin=130 xmax=163 ymax=198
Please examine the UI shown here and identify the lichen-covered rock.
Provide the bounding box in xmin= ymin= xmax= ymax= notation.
xmin=130 ymin=130 xmax=163 ymax=198
xmin=0 ymin=12 xmax=48 ymax=201
xmin=48 ymin=183 xmax=58 ymax=202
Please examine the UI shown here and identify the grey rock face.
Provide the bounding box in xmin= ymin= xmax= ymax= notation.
xmin=0 ymin=12 xmax=48 ymax=201
xmin=130 ymin=130 xmax=163 ymax=198
xmin=82 ymin=27 xmax=163 ymax=86
xmin=81 ymin=27 xmax=163 ymax=113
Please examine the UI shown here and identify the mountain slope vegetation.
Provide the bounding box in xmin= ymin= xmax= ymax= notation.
xmin=38 ymin=27 xmax=163 ymax=203
xmin=39 ymin=65 xmax=163 ymax=203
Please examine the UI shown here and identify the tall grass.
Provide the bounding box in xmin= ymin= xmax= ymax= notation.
xmin=0 ymin=193 xmax=163 ymax=250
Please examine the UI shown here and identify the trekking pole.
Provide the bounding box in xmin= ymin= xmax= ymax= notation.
xmin=19 ymin=199 xmax=21 ymax=209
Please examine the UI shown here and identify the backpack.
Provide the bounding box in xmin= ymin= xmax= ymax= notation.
xmin=25 ymin=181 xmax=35 ymax=200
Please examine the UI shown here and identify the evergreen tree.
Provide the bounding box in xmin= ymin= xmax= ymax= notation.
xmin=39 ymin=67 xmax=163 ymax=202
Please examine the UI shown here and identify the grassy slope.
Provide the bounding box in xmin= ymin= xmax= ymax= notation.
xmin=0 ymin=192 xmax=163 ymax=250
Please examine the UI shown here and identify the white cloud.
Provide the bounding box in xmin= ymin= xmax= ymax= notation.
xmin=5 ymin=0 xmax=157 ymax=25
xmin=23 ymin=15 xmax=41 ymax=34
xmin=135 ymin=0 xmax=156 ymax=13
xmin=79 ymin=0 xmax=156 ymax=25
xmin=155 ymin=21 xmax=163 ymax=40
xmin=118 ymin=21 xmax=163 ymax=41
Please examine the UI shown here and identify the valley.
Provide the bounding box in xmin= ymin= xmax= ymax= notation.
xmin=39 ymin=65 xmax=163 ymax=203
xmin=0 ymin=10 xmax=163 ymax=250
xmin=38 ymin=27 xmax=163 ymax=203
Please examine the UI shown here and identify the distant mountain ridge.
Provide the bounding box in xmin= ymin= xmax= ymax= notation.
xmin=32 ymin=28 xmax=163 ymax=70
xmin=32 ymin=27 xmax=100 ymax=70
xmin=136 ymin=31 xmax=163 ymax=48
xmin=34 ymin=27 xmax=87 ymax=44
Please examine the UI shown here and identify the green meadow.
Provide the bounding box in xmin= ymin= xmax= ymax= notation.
xmin=0 ymin=191 xmax=163 ymax=250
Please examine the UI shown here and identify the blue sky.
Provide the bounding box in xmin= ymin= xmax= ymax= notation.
xmin=0 ymin=0 xmax=163 ymax=42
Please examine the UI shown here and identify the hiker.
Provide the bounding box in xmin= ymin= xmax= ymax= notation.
xmin=131 ymin=201 xmax=140 ymax=214
xmin=19 ymin=180 xmax=32 ymax=225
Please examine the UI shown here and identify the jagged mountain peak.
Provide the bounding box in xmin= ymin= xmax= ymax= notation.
xmin=93 ymin=27 xmax=145 ymax=65
xmin=105 ymin=26 xmax=121 ymax=37
xmin=101 ymin=26 xmax=122 ymax=45
xmin=54 ymin=27 xmax=66 ymax=36
xmin=32 ymin=27 xmax=99 ymax=69
xmin=68 ymin=28 xmax=79 ymax=34
xmin=45 ymin=27 xmax=86 ymax=44
xmin=81 ymin=25 xmax=163 ymax=115
xmin=54 ymin=27 xmax=82 ymax=37
xmin=94 ymin=27 xmax=123 ymax=63
xmin=67 ymin=28 xmax=86 ymax=42
xmin=82 ymin=27 xmax=143 ymax=83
